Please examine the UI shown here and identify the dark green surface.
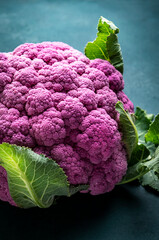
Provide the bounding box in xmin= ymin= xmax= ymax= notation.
xmin=0 ymin=184 xmax=159 ymax=240
xmin=0 ymin=0 xmax=159 ymax=239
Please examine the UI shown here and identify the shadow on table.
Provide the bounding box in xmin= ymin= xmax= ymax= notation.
xmin=0 ymin=184 xmax=143 ymax=240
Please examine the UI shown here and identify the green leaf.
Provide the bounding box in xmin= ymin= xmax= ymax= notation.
xmin=85 ymin=16 xmax=124 ymax=74
xmin=69 ymin=185 xmax=89 ymax=196
xmin=145 ymin=114 xmax=159 ymax=144
xmin=106 ymin=34 xmax=123 ymax=74
xmin=85 ymin=40 xmax=109 ymax=60
xmin=141 ymin=146 xmax=159 ymax=191
xmin=0 ymin=143 xmax=69 ymax=208
xmin=115 ymin=101 xmax=138 ymax=160
xmin=134 ymin=107 xmax=155 ymax=155
xmin=141 ymin=171 xmax=159 ymax=192
xmin=116 ymin=104 xmax=159 ymax=190
xmin=119 ymin=146 xmax=159 ymax=185
xmin=130 ymin=144 xmax=150 ymax=166
xmin=135 ymin=107 xmax=154 ymax=145
xmin=97 ymin=17 xmax=119 ymax=34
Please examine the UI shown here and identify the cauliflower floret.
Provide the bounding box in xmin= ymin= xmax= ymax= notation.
xmin=0 ymin=166 xmax=17 ymax=206
xmin=8 ymin=55 xmax=32 ymax=70
xmin=0 ymin=81 xmax=29 ymax=111
xmin=51 ymin=144 xmax=93 ymax=184
xmin=96 ymin=86 xmax=118 ymax=118
xmin=38 ymin=64 xmax=79 ymax=92
xmin=0 ymin=105 xmax=35 ymax=147
xmin=0 ymin=104 xmax=20 ymax=141
xmin=0 ymin=73 xmax=12 ymax=93
xmin=29 ymin=107 xmax=66 ymax=146
xmin=89 ymin=142 xmax=127 ymax=195
xmin=90 ymin=58 xmax=124 ymax=91
xmin=57 ymin=96 xmax=88 ymax=129
xmin=83 ymin=67 xmax=109 ymax=90
xmin=52 ymin=92 xmax=66 ymax=108
xmin=25 ymin=88 xmax=53 ymax=116
xmin=0 ymin=53 xmax=15 ymax=92
xmin=0 ymin=42 xmax=133 ymax=205
xmin=77 ymin=109 xmax=121 ymax=164
xmin=14 ymin=67 xmax=38 ymax=87
xmin=70 ymin=60 xmax=86 ymax=75
xmin=78 ymin=76 xmax=95 ymax=91
xmin=68 ymin=88 xmax=97 ymax=111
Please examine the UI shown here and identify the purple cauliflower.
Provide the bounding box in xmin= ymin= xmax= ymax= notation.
xmin=0 ymin=42 xmax=134 ymax=206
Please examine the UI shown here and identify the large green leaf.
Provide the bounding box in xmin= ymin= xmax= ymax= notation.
xmin=129 ymin=144 xmax=150 ymax=166
xmin=115 ymin=101 xmax=138 ymax=160
xmin=116 ymin=104 xmax=159 ymax=189
xmin=0 ymin=143 xmax=69 ymax=208
xmin=107 ymin=33 xmax=123 ymax=74
xmin=135 ymin=107 xmax=154 ymax=145
xmin=141 ymin=146 xmax=159 ymax=191
xmin=85 ymin=16 xmax=124 ymax=74
xmin=134 ymin=107 xmax=155 ymax=155
xmin=145 ymin=114 xmax=159 ymax=144
xmin=119 ymin=146 xmax=159 ymax=185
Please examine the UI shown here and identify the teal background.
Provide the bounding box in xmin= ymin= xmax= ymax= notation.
xmin=0 ymin=0 xmax=159 ymax=239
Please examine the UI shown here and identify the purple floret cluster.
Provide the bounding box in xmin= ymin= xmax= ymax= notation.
xmin=0 ymin=42 xmax=134 ymax=206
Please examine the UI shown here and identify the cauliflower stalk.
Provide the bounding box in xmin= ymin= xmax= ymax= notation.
xmin=0 ymin=17 xmax=159 ymax=209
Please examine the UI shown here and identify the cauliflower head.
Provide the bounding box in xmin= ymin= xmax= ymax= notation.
xmin=0 ymin=42 xmax=134 ymax=205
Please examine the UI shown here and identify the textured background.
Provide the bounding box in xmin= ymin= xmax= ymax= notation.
xmin=0 ymin=0 xmax=159 ymax=239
